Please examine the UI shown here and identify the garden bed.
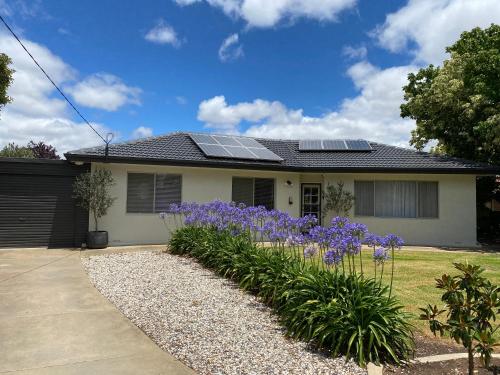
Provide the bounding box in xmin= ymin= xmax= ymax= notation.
xmin=83 ymin=251 xmax=366 ymax=375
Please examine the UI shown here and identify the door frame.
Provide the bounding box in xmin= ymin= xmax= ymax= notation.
xmin=300 ymin=183 xmax=322 ymax=225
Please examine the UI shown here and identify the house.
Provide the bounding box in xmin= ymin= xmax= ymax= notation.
xmin=65 ymin=132 xmax=500 ymax=248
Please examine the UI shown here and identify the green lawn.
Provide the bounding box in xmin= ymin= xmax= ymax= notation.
xmin=308 ymin=246 xmax=500 ymax=335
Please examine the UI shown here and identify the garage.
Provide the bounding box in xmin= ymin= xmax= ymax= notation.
xmin=0 ymin=158 xmax=89 ymax=248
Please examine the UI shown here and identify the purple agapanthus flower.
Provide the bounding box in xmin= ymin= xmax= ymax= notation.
xmin=382 ymin=234 xmax=404 ymax=249
xmin=323 ymin=250 xmax=342 ymax=266
xmin=373 ymin=248 xmax=390 ymax=264
xmin=303 ymin=245 xmax=318 ymax=258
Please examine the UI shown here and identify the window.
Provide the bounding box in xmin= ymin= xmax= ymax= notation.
xmin=354 ymin=180 xmax=438 ymax=218
xmin=127 ymin=173 xmax=182 ymax=213
xmin=232 ymin=177 xmax=274 ymax=210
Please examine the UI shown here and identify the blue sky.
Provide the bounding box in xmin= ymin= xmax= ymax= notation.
xmin=0 ymin=0 xmax=499 ymax=154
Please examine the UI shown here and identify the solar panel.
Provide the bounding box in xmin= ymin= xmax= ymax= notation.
xmin=298 ymin=139 xmax=372 ymax=152
xmin=323 ymin=140 xmax=347 ymax=150
xmin=299 ymin=140 xmax=322 ymax=150
xmin=190 ymin=133 xmax=216 ymax=144
xmin=250 ymin=147 xmax=283 ymax=161
xmin=345 ymin=140 xmax=372 ymax=151
xmin=189 ymin=133 xmax=283 ymax=162
xmin=213 ymin=135 xmax=242 ymax=147
xmin=225 ymin=146 xmax=258 ymax=159
xmin=235 ymin=137 xmax=264 ymax=148
xmin=196 ymin=143 xmax=232 ymax=158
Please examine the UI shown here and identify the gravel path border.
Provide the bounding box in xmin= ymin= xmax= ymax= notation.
xmin=83 ymin=251 xmax=366 ymax=375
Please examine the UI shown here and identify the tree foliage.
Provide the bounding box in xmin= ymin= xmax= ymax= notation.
xmin=73 ymin=169 xmax=116 ymax=231
xmin=0 ymin=53 xmax=14 ymax=112
xmin=0 ymin=141 xmax=61 ymax=159
xmin=420 ymin=263 xmax=500 ymax=375
xmin=28 ymin=140 xmax=60 ymax=159
xmin=0 ymin=143 xmax=33 ymax=158
xmin=321 ymin=181 xmax=355 ymax=219
xmin=401 ymin=24 xmax=500 ymax=165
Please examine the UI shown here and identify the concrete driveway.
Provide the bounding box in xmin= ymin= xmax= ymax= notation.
xmin=0 ymin=249 xmax=194 ymax=375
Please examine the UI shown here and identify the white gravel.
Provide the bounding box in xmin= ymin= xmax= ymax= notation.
xmin=83 ymin=251 xmax=366 ymax=375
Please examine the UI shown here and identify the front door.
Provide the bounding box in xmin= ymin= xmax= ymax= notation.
xmin=301 ymin=184 xmax=321 ymax=224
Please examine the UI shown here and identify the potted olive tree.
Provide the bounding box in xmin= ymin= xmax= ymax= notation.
xmin=73 ymin=169 xmax=116 ymax=249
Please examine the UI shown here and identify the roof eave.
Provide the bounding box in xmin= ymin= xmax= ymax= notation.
xmin=64 ymin=153 xmax=500 ymax=175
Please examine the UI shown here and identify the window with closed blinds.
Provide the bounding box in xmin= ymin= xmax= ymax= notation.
xmin=254 ymin=178 xmax=274 ymax=209
xmin=354 ymin=181 xmax=374 ymax=216
xmin=127 ymin=173 xmax=154 ymax=213
xmin=354 ymin=180 xmax=438 ymax=218
xmin=232 ymin=177 xmax=274 ymax=210
xmin=127 ymin=173 xmax=182 ymax=213
xmin=418 ymin=181 xmax=438 ymax=218
xmin=155 ymin=174 xmax=182 ymax=213
xmin=232 ymin=178 xmax=254 ymax=207
xmin=375 ymin=181 xmax=417 ymax=218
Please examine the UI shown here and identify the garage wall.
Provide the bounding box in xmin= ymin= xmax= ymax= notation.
xmin=0 ymin=158 xmax=89 ymax=248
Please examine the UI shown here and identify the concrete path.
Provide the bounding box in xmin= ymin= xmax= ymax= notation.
xmin=0 ymin=249 xmax=195 ymax=375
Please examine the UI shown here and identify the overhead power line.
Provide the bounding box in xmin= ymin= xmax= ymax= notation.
xmin=0 ymin=14 xmax=111 ymax=146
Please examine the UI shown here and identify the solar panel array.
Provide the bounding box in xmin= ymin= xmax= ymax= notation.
xmin=189 ymin=134 xmax=283 ymax=162
xmin=298 ymin=139 xmax=372 ymax=151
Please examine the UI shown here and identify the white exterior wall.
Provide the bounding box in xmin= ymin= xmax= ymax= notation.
xmin=322 ymin=173 xmax=478 ymax=247
xmin=91 ymin=163 xmax=300 ymax=246
xmin=90 ymin=163 xmax=478 ymax=248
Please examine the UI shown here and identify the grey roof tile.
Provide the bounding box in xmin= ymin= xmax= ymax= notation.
xmin=65 ymin=132 xmax=500 ymax=173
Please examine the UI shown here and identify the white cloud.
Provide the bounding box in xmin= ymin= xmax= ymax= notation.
xmin=218 ymin=33 xmax=244 ymax=62
xmin=342 ymin=45 xmax=367 ymax=60
xmin=374 ymin=0 xmax=500 ymax=65
xmin=145 ymin=20 xmax=182 ymax=46
xmin=131 ymin=126 xmax=153 ymax=139
xmin=175 ymin=96 xmax=187 ymax=105
xmin=173 ymin=0 xmax=357 ymax=28
xmin=174 ymin=0 xmax=201 ymax=5
xmin=198 ymin=0 xmax=500 ymax=147
xmin=197 ymin=61 xmax=417 ymax=146
xmin=0 ymin=32 xmax=115 ymax=154
xmin=66 ymin=73 xmax=141 ymax=112
xmin=57 ymin=27 xmax=71 ymax=36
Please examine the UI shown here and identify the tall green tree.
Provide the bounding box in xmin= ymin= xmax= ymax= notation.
xmin=0 ymin=143 xmax=33 ymax=158
xmin=0 ymin=53 xmax=14 ymax=112
xmin=401 ymin=24 xmax=500 ymax=165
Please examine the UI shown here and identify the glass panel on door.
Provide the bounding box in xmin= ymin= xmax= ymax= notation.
xmin=301 ymin=184 xmax=321 ymax=224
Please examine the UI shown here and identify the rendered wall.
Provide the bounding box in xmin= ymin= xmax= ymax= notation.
xmin=91 ymin=163 xmax=478 ymax=248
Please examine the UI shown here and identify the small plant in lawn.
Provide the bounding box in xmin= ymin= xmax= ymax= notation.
xmin=419 ymin=262 xmax=500 ymax=375
xmin=161 ymin=200 xmax=414 ymax=366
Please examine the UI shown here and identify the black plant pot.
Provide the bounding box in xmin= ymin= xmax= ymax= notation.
xmin=87 ymin=231 xmax=108 ymax=249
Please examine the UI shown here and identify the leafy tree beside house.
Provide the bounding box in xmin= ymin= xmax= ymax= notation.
xmin=0 ymin=53 xmax=14 ymax=113
xmin=73 ymin=169 xmax=116 ymax=248
xmin=27 ymin=140 xmax=60 ymax=159
xmin=401 ymin=24 xmax=499 ymax=164
xmin=400 ymin=24 xmax=500 ymax=241
xmin=0 ymin=143 xmax=33 ymax=158
xmin=0 ymin=141 xmax=60 ymax=159
xmin=321 ymin=181 xmax=355 ymax=220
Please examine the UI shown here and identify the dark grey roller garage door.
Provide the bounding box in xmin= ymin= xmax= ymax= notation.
xmin=0 ymin=158 xmax=89 ymax=248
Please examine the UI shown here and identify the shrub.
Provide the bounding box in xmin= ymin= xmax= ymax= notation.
xmin=169 ymin=224 xmax=414 ymax=366
xmin=73 ymin=169 xmax=116 ymax=231
xmin=420 ymin=262 xmax=500 ymax=375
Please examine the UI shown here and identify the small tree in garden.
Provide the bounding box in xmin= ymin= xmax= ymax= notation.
xmin=0 ymin=142 xmax=33 ymax=158
xmin=419 ymin=263 xmax=500 ymax=375
xmin=73 ymin=169 xmax=116 ymax=231
xmin=321 ymin=181 xmax=355 ymax=219
xmin=28 ymin=140 xmax=60 ymax=159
